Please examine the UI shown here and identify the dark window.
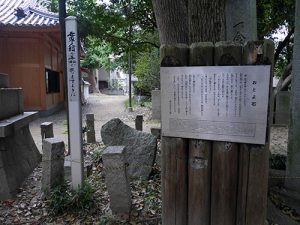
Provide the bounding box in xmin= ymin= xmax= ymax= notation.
xmin=45 ymin=69 xmax=60 ymax=93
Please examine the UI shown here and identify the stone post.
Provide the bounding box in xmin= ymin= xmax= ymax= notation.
xmin=225 ymin=0 xmax=257 ymax=42
xmin=42 ymin=138 xmax=65 ymax=193
xmin=151 ymin=89 xmax=161 ymax=120
xmin=40 ymin=122 xmax=54 ymax=140
xmin=135 ymin=115 xmax=143 ymax=131
xmin=102 ymin=146 xmax=131 ymax=216
xmin=86 ymin=113 xmax=96 ymax=143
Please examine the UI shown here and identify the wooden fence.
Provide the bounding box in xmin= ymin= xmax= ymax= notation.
xmin=161 ymin=40 xmax=274 ymax=225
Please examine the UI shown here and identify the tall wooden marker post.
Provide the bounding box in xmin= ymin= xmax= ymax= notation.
xmin=65 ymin=16 xmax=83 ymax=189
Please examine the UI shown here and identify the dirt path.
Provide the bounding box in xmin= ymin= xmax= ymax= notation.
xmin=29 ymin=93 xmax=159 ymax=152
xmin=30 ymin=94 xmax=127 ymax=151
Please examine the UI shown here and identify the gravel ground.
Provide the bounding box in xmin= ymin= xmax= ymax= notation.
xmin=270 ymin=125 xmax=289 ymax=155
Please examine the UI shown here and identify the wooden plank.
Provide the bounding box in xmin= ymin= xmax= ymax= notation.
xmin=245 ymin=144 xmax=269 ymax=225
xmin=161 ymin=137 xmax=188 ymax=225
xmin=188 ymin=140 xmax=212 ymax=225
xmin=241 ymin=40 xmax=274 ymax=225
xmin=236 ymin=144 xmax=250 ymax=225
xmin=161 ymin=44 xmax=189 ymax=225
xmin=188 ymin=42 xmax=213 ymax=225
xmin=210 ymin=41 xmax=242 ymax=225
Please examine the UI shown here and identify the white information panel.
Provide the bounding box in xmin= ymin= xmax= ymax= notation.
xmin=161 ymin=65 xmax=271 ymax=144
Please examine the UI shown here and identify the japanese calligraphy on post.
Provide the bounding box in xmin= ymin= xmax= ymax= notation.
xmin=65 ymin=16 xmax=83 ymax=189
xmin=66 ymin=21 xmax=79 ymax=102
xmin=161 ymin=65 xmax=271 ymax=144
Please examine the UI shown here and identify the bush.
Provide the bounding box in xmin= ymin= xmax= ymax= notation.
xmin=134 ymin=48 xmax=160 ymax=96
xmin=47 ymin=181 xmax=95 ymax=215
xmin=124 ymin=97 xmax=151 ymax=109
xmin=269 ymin=154 xmax=286 ymax=170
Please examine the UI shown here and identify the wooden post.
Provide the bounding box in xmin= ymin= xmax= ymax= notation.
xmin=161 ymin=44 xmax=189 ymax=225
xmin=188 ymin=42 xmax=213 ymax=225
xmin=236 ymin=40 xmax=274 ymax=225
xmin=210 ymin=41 xmax=242 ymax=225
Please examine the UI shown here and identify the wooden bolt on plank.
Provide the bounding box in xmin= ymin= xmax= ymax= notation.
xmin=188 ymin=42 xmax=214 ymax=225
xmin=161 ymin=44 xmax=189 ymax=225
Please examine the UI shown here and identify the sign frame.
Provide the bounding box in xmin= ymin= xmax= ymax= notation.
xmin=160 ymin=65 xmax=271 ymax=145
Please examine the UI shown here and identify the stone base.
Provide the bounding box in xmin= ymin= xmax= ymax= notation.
xmin=0 ymin=125 xmax=41 ymax=200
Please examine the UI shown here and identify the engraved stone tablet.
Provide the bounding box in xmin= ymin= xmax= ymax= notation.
xmin=161 ymin=65 xmax=271 ymax=144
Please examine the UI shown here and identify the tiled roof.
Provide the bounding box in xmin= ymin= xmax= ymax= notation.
xmin=0 ymin=0 xmax=59 ymax=27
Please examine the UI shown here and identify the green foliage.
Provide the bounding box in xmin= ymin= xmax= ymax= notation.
xmin=98 ymin=215 xmax=121 ymax=225
xmin=81 ymin=37 xmax=113 ymax=70
xmin=257 ymin=0 xmax=295 ymax=39
xmin=134 ymin=47 xmax=160 ymax=96
xmin=269 ymin=154 xmax=287 ymax=170
xmin=67 ymin=0 xmax=158 ymax=71
xmin=47 ymin=181 xmax=95 ymax=215
xmin=124 ymin=97 xmax=151 ymax=109
xmin=90 ymin=147 xmax=104 ymax=163
xmin=108 ymin=79 xmax=122 ymax=90
xmin=257 ymin=0 xmax=295 ymax=80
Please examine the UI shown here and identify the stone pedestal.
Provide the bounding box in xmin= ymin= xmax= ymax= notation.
xmin=103 ymin=146 xmax=131 ymax=215
xmin=42 ymin=138 xmax=65 ymax=193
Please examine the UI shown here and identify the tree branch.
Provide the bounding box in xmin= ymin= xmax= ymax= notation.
xmin=273 ymin=62 xmax=292 ymax=97
xmin=133 ymin=41 xmax=159 ymax=48
xmin=274 ymin=27 xmax=295 ymax=64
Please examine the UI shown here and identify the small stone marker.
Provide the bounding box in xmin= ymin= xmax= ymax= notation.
xmin=102 ymin=146 xmax=131 ymax=216
xmin=40 ymin=122 xmax=54 ymax=139
xmin=275 ymin=91 xmax=290 ymax=125
xmin=42 ymin=138 xmax=65 ymax=193
xmin=151 ymin=89 xmax=161 ymax=120
xmin=135 ymin=115 xmax=143 ymax=131
xmin=86 ymin=113 xmax=96 ymax=143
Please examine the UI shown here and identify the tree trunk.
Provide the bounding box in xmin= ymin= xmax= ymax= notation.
xmin=189 ymin=0 xmax=226 ymax=43
xmin=152 ymin=0 xmax=189 ymax=44
xmin=152 ymin=0 xmax=226 ymax=44
xmin=286 ymin=0 xmax=300 ymax=192
xmin=88 ymin=69 xmax=100 ymax=93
